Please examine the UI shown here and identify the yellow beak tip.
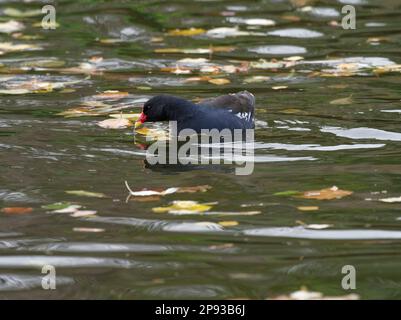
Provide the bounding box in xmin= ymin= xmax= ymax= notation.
xmin=134 ymin=121 xmax=144 ymax=129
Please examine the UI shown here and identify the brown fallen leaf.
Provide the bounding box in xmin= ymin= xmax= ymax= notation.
xmin=97 ymin=118 xmax=131 ymax=129
xmin=1 ymin=207 xmax=33 ymax=214
xmin=330 ymin=96 xmax=353 ymax=105
xmin=298 ymin=186 xmax=353 ymax=200
xmin=132 ymin=196 xmax=161 ymax=202
xmin=176 ymin=185 xmax=212 ymax=193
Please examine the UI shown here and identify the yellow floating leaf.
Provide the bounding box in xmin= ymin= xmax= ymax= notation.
xmin=4 ymin=8 xmax=42 ymax=17
xmin=297 ymin=206 xmax=319 ymax=212
xmin=152 ymin=200 xmax=213 ymax=214
xmin=272 ymin=86 xmax=288 ymax=90
xmin=218 ymin=221 xmax=239 ymax=227
xmin=135 ymin=127 xmax=169 ymax=141
xmin=98 ymin=38 xmax=123 ymax=44
xmin=167 ymin=28 xmax=206 ymax=36
xmin=298 ymin=186 xmax=353 ymax=200
xmin=150 ymin=37 xmax=164 ymax=42
xmin=280 ymin=108 xmax=305 ymax=114
xmin=284 ymin=56 xmax=304 ymax=62
xmin=373 ymin=64 xmax=401 ymax=75
xmin=208 ymin=78 xmax=230 ymax=85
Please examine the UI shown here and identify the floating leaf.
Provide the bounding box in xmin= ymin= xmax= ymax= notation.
xmin=373 ymin=64 xmax=401 ymax=76
xmin=73 ymin=227 xmax=105 ymax=233
xmin=125 ymin=181 xmax=178 ymax=197
xmin=94 ymin=90 xmax=129 ymax=99
xmin=298 ymin=186 xmax=353 ymax=200
xmin=244 ymin=76 xmax=270 ymax=83
xmin=167 ymin=28 xmax=206 ymax=36
xmin=52 ymin=205 xmax=82 ymax=214
xmin=134 ymin=127 xmax=169 ymax=141
xmin=70 ymin=210 xmax=97 ymax=218
xmin=132 ymin=196 xmax=161 ymax=202
xmin=97 ymin=118 xmax=131 ymax=129
xmin=65 ymin=190 xmax=107 ymax=198
xmin=304 ymin=224 xmax=332 ymax=230
xmin=176 ymin=185 xmax=212 ymax=193
xmin=284 ymin=56 xmax=304 ymax=62
xmin=297 ymin=206 xmax=319 ymax=212
xmin=272 ymin=86 xmax=288 ymax=90
xmin=152 ymin=200 xmax=213 ymax=214
xmin=218 ymin=221 xmax=239 ymax=227
xmin=4 ymin=8 xmax=42 ymax=17
xmin=208 ymin=78 xmax=230 ymax=85
xmin=250 ymin=59 xmax=287 ymax=69
xmin=0 ymin=42 xmax=41 ymax=53
xmin=274 ymin=190 xmax=301 ymax=196
xmin=42 ymin=202 xmax=73 ymax=210
xmin=0 ymin=88 xmax=31 ymax=95
xmin=204 ymin=211 xmax=261 ymax=216
xmin=206 ymin=27 xmax=260 ymax=38
xmin=109 ymin=113 xmax=140 ymax=120
xmin=379 ymin=196 xmax=401 ymax=203
xmin=0 ymin=20 xmax=24 ymax=33
xmin=1 ymin=207 xmax=33 ymax=214
xmin=226 ymin=17 xmax=275 ymax=26
xmin=160 ymin=66 xmax=192 ymax=74
xmin=154 ymin=46 xmax=235 ymax=54
xmin=330 ymin=96 xmax=353 ymax=105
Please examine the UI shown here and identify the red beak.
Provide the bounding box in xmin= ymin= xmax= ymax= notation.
xmin=138 ymin=112 xmax=147 ymax=123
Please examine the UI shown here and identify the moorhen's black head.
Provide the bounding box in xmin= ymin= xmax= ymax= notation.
xmin=136 ymin=94 xmax=194 ymax=127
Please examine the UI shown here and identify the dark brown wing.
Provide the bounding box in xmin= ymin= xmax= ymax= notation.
xmin=197 ymin=91 xmax=255 ymax=124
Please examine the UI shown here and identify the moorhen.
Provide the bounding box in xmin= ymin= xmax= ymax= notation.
xmin=135 ymin=91 xmax=255 ymax=133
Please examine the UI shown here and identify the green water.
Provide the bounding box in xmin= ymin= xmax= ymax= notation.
xmin=1 ymin=0 xmax=401 ymax=299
